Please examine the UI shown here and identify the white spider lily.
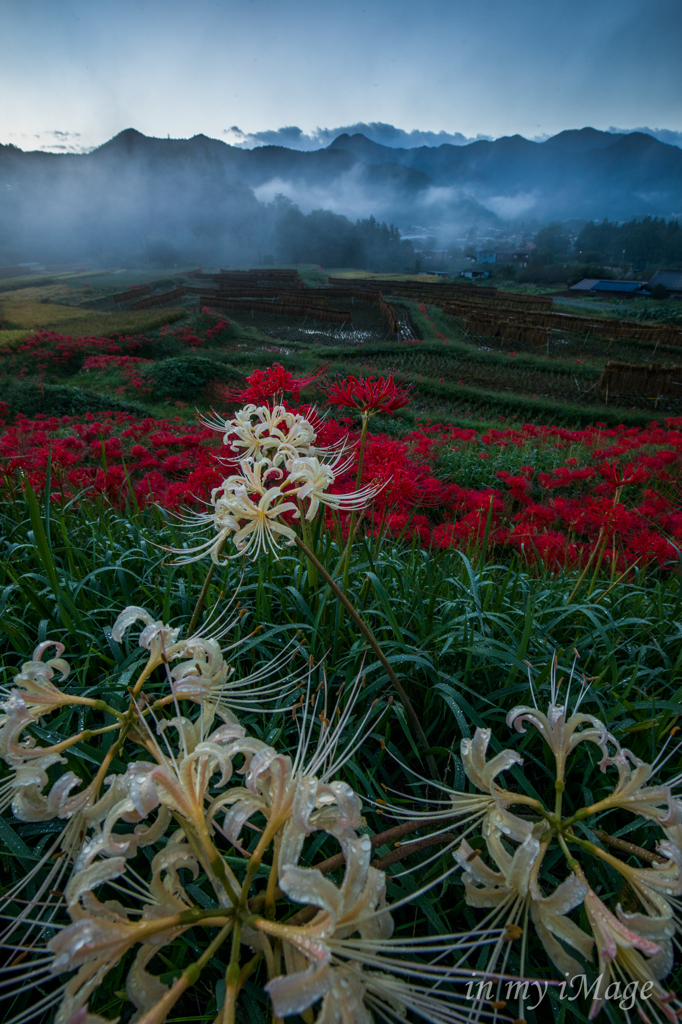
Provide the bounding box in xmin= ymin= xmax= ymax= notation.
xmin=0 ymin=791 xmax=173 ymax=1024
xmin=9 ymin=749 xmax=84 ymax=821
xmin=167 ymin=477 xmax=299 ymax=563
xmin=0 ymin=694 xmax=61 ymax=767
xmin=109 ymin=709 xmax=246 ymax=906
xmin=435 ymin=657 xmax=682 ymax=1020
xmin=111 ymin=607 xmax=181 ymax=668
xmin=219 ymin=484 xmax=299 ymax=558
xmin=461 ymin=727 xmax=525 ymax=797
xmin=204 ymin=403 xmax=317 ymax=461
xmin=218 ymin=455 xmax=284 ymax=496
xmin=0 ymin=698 xmax=96 ymax=826
xmin=113 ymin=604 xmax=299 ymax=722
xmin=581 ymin=881 xmax=682 ymax=1021
xmin=454 ymin=825 xmax=593 ymax=983
xmin=261 ymin=824 xmax=511 ymax=1024
xmin=505 ymin=652 xmax=617 ymax=785
xmin=169 ymin=403 xmax=377 ymax=563
xmin=285 ymin=452 xmax=380 ymax=521
xmin=1 ymin=641 xmax=71 ymax=714
xmin=506 ymin=701 xmax=612 ymax=783
xmin=202 ymin=402 xmax=348 ymax=465
xmin=206 ymin=671 xmax=375 ymax=864
xmin=0 ymin=642 xmax=106 ymax=774
xmin=44 ymin=847 xmax=206 ymax=1024
xmin=169 ymin=636 xmax=306 ymax=719
xmin=580 ymin=744 xmax=682 ymax=855
xmin=262 ymin=830 xmax=393 ymax=1021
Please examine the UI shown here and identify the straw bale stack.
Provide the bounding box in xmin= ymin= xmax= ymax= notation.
xmin=599 ymin=361 xmax=682 ymax=401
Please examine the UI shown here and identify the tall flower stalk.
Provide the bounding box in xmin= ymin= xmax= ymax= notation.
xmin=170 ymin=395 xmax=438 ymax=776
xmin=323 ymin=374 xmax=414 ymax=590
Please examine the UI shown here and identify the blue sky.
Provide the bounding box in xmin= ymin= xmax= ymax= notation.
xmin=2 ymin=0 xmax=681 ymax=152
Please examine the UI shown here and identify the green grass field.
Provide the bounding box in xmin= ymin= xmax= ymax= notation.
xmin=2 ymin=267 xmax=682 ymax=1024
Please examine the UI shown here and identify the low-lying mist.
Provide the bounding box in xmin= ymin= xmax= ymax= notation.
xmin=1 ymin=125 xmax=681 ymax=268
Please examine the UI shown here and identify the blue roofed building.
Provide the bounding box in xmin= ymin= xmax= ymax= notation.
xmin=592 ymin=280 xmax=649 ymax=294
xmin=570 ymin=278 xmax=650 ymax=296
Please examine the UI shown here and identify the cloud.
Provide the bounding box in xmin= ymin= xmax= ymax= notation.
xmin=485 ymin=193 xmax=539 ymax=219
xmin=608 ymin=126 xmax=682 ymax=148
xmin=417 ymin=186 xmax=463 ymax=209
xmin=223 ymin=122 xmax=493 ymax=151
xmin=7 ymin=130 xmax=94 ymax=154
xmin=253 ymin=168 xmax=395 ymax=219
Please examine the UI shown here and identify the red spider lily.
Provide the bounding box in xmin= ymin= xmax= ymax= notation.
xmin=212 ymin=362 xmax=327 ymax=405
xmin=323 ymin=374 xmax=414 ymax=417
xmin=496 ymin=470 xmax=532 ymax=503
xmin=513 ymin=504 xmax=558 ymax=529
xmin=538 ymin=466 xmax=595 ymax=489
xmin=596 ymin=461 xmax=649 ymax=491
xmin=3 ymin=346 xmax=682 ymax=571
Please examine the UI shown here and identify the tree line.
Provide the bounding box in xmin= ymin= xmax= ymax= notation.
xmin=270 ymin=197 xmax=413 ymax=271
xmin=574 ymin=217 xmax=682 ymax=268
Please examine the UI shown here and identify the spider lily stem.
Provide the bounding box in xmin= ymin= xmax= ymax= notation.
xmin=60 ymin=694 xmax=124 ymax=718
xmin=245 ymin=816 xmax=461 ymax=921
xmin=564 ymin=525 xmax=605 ymax=606
xmin=134 ymin=921 xmax=234 ymax=1024
xmin=297 ymin=499 xmax=318 ymax=589
xmin=23 ymin=720 xmax=122 ymax=758
xmin=586 ymin=530 xmax=609 ymax=598
xmin=222 ymin=827 xmax=274 ymax=1012
xmin=594 ymin=555 xmax=642 ymax=605
xmin=294 ymin=533 xmax=441 ymax=782
xmin=88 ymin=718 xmax=134 ymax=800
xmin=222 ymin=925 xmax=243 ymax=1024
xmin=561 ymin=794 xmax=619 ymax=828
xmin=216 ymin=953 xmax=263 ymax=1024
xmin=566 ymin=831 xmax=648 ymax=873
xmin=188 ymin=534 xmax=229 ymax=635
xmin=592 ymin=828 xmax=667 ymax=863
xmin=340 ymin=410 xmax=370 ymax=595
xmin=557 ymin=832 xmax=582 ymax=873
xmin=265 ymin=833 xmax=281 ymax=920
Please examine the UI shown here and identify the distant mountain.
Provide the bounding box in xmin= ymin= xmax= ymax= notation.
xmin=1 ymin=126 xmax=681 ymax=264
xmin=328 ymin=128 xmax=682 ymax=220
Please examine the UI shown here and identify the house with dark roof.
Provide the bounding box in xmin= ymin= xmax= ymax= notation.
xmin=648 ymin=270 xmax=682 ymax=295
xmin=493 ymin=250 xmax=532 ymax=266
xmin=569 ymin=278 xmax=601 ymax=291
xmin=476 ymin=246 xmax=534 ymax=266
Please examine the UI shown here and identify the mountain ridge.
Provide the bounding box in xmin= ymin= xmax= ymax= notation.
xmin=2 ymin=125 xmax=681 ymax=264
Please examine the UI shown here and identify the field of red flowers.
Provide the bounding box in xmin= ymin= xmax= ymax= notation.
xmin=1 ymin=364 xmax=681 ymax=571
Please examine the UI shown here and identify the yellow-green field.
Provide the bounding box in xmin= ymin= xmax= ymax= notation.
xmin=0 ymin=329 xmax=34 ymax=348
xmin=0 ymin=296 xmax=187 ymax=339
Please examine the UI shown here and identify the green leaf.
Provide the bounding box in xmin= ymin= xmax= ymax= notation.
xmin=0 ymin=816 xmax=40 ymax=860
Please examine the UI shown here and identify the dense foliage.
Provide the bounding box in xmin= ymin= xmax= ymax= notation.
xmin=272 ymin=199 xmax=413 ymax=271
xmin=2 ymin=404 xmax=682 ymax=572
xmin=2 ymin=307 xmax=682 ymax=1022
xmin=575 ymin=216 xmax=682 ymax=269
xmin=2 ymin=427 xmax=682 ymax=1023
